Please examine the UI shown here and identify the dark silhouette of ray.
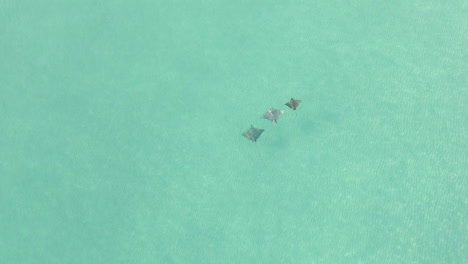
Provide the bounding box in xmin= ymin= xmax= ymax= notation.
xmin=262 ymin=107 xmax=284 ymax=123
xmin=285 ymin=98 xmax=302 ymax=110
xmin=242 ymin=125 xmax=264 ymax=142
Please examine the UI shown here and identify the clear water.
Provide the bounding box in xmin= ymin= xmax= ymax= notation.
xmin=1 ymin=1 xmax=466 ymax=263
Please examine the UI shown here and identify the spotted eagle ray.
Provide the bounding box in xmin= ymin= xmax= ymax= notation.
xmin=262 ymin=107 xmax=284 ymax=124
xmin=242 ymin=125 xmax=264 ymax=142
xmin=285 ymin=98 xmax=302 ymax=110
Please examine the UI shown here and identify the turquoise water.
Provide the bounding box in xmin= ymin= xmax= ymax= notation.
xmin=1 ymin=1 xmax=467 ymax=263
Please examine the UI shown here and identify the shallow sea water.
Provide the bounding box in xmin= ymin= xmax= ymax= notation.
xmin=1 ymin=1 xmax=467 ymax=263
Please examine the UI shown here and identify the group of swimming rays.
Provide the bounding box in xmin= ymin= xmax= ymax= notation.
xmin=242 ymin=98 xmax=302 ymax=142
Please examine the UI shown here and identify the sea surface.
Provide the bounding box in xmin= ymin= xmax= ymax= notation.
xmin=1 ymin=1 xmax=467 ymax=263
